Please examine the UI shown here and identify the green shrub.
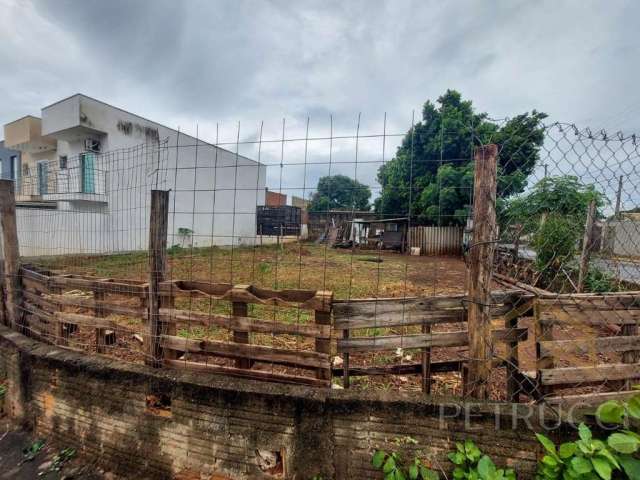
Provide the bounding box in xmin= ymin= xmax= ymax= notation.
xmin=372 ymin=437 xmax=439 ymax=480
xmin=535 ymin=391 xmax=640 ymax=480
xmin=531 ymin=214 xmax=579 ymax=273
xmin=584 ymin=268 xmax=619 ymax=293
xmin=448 ymin=440 xmax=516 ymax=480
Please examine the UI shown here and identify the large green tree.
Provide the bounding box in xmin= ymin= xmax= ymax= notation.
xmin=375 ymin=90 xmax=547 ymax=225
xmin=309 ymin=174 xmax=371 ymax=212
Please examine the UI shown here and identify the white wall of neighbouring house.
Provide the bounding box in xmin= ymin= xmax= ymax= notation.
xmin=9 ymin=94 xmax=268 ymax=257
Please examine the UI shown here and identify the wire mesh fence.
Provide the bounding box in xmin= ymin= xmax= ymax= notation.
xmin=2 ymin=110 xmax=640 ymax=406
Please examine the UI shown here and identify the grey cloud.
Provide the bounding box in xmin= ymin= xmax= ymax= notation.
xmin=2 ymin=0 xmax=640 ymax=198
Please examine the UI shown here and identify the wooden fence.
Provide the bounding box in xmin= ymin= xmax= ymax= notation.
xmin=19 ymin=264 xmax=333 ymax=387
xmin=333 ymin=290 xmax=531 ymax=399
xmin=408 ymin=226 xmax=463 ymax=256
xmin=532 ymin=293 xmax=640 ymax=406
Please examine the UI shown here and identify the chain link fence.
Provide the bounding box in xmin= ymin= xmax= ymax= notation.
xmin=2 ymin=113 xmax=639 ymax=406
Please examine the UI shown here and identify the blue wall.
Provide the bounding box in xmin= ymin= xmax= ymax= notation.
xmin=0 ymin=141 xmax=20 ymax=181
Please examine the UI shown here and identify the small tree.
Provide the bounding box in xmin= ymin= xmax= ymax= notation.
xmin=309 ymin=175 xmax=371 ymax=212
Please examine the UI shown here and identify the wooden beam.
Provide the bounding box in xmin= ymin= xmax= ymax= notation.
xmin=545 ymin=390 xmax=639 ymax=408
xmin=331 ymin=358 xmax=508 ymax=377
xmin=147 ymin=190 xmax=169 ymax=367
xmin=541 ymin=363 xmax=640 ymax=386
xmin=577 ymin=199 xmax=597 ymax=293
xmin=337 ymin=327 xmax=527 ymax=353
xmin=161 ymin=308 xmax=330 ymax=338
xmin=0 ymin=180 xmax=21 ymax=331
xmin=539 ymin=335 xmax=640 ymax=357
xmin=315 ymin=290 xmax=333 ymax=381
xmin=332 ymin=290 xmax=523 ymax=330
xmin=232 ymin=285 xmax=252 ymax=369
xmin=164 ymin=359 xmax=329 ymax=387
xmin=161 ymin=334 xmax=330 ymax=370
xmin=466 ymin=144 xmax=498 ymax=399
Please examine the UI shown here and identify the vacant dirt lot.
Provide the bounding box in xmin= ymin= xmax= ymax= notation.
xmin=38 ymin=243 xmax=467 ymax=299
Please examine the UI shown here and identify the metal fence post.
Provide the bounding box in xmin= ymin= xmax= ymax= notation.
xmin=466 ymin=144 xmax=498 ymax=399
xmin=0 ymin=179 xmax=21 ymax=331
xmin=147 ymin=189 xmax=170 ymax=367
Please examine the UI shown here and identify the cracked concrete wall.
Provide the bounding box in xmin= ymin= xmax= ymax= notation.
xmin=0 ymin=325 xmax=544 ymax=479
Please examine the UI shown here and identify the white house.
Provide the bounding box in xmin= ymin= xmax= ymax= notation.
xmin=2 ymin=94 xmax=266 ymax=257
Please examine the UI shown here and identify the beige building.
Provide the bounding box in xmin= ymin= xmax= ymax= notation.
xmin=3 ymin=116 xmax=57 ymax=198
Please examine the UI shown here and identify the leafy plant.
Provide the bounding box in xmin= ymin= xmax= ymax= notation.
xmin=448 ymin=440 xmax=516 ymax=480
xmin=21 ymin=439 xmax=45 ymax=463
xmin=536 ymin=424 xmax=621 ymax=480
xmin=583 ymin=267 xmax=619 ymax=293
xmin=167 ymin=244 xmax=184 ymax=255
xmin=258 ymin=262 xmax=272 ymax=274
xmin=39 ymin=447 xmax=76 ymax=476
xmin=0 ymin=383 xmax=6 ymax=399
xmin=372 ymin=438 xmax=440 ymax=480
xmin=534 ymin=390 xmax=640 ymax=480
xmin=530 ymin=214 xmax=579 ymax=274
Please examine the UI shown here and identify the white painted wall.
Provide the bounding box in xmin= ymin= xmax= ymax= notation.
xmin=11 ymin=94 xmax=266 ymax=257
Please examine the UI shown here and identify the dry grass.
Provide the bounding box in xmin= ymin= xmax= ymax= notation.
xmin=36 ymin=243 xmax=466 ymax=299
xmin=32 ymin=244 xmax=469 ymax=392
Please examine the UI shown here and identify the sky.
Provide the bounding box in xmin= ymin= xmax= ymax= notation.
xmin=1 ymin=0 xmax=640 ymax=204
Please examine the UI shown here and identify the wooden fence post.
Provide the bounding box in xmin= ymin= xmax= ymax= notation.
xmin=231 ymin=285 xmax=252 ymax=369
xmin=466 ymin=144 xmax=498 ymax=399
xmin=0 ymin=179 xmax=21 ymax=331
xmin=577 ymin=200 xmax=596 ymax=293
xmin=315 ymin=291 xmax=333 ymax=382
xmin=147 ymin=189 xmax=169 ymax=367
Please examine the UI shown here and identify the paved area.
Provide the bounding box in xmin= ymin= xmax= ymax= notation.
xmin=0 ymin=420 xmax=109 ymax=480
xmin=501 ymin=244 xmax=640 ymax=285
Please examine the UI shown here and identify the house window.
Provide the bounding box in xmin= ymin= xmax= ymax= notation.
xmin=23 ymin=164 xmax=30 ymax=177
xmin=59 ymin=156 xmax=68 ymax=169
xmin=9 ymin=155 xmax=16 ymax=179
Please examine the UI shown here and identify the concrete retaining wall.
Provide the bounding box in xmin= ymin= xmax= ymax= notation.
xmin=0 ymin=325 xmax=544 ymax=479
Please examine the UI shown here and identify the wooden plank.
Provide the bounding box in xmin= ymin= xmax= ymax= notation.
xmin=537 ymin=296 xmax=640 ymax=310
xmin=53 ymin=312 xmax=117 ymax=330
xmin=232 ymin=286 xmax=251 ymax=369
xmin=466 ymin=144 xmax=498 ymax=399
xmin=0 ymin=180 xmax=22 ymax=331
xmin=162 ymin=308 xmax=330 ymax=338
xmin=164 ymin=359 xmax=329 ymax=387
xmin=162 ymin=281 xmax=330 ymax=311
xmin=50 ymin=276 xmax=146 ymax=296
xmin=332 ymin=358 xmax=507 ymax=377
xmin=545 ymin=390 xmax=640 ymax=408
xmin=422 ymin=323 xmax=431 ymax=394
xmin=539 ymin=335 xmax=640 ymax=357
xmin=22 ymin=290 xmax=59 ymax=312
xmin=315 ymin=293 xmax=333 ymax=381
xmin=333 ymin=293 xmax=521 ymax=330
xmin=342 ymin=329 xmax=350 ymax=388
xmin=539 ymin=308 xmax=640 ymax=326
xmin=577 ymin=200 xmax=597 ymax=293
xmin=147 ymin=189 xmax=169 ymax=367
xmin=541 ymin=363 xmax=640 ymax=386
xmin=535 ymin=301 xmax=554 ymax=397
xmin=337 ymin=327 xmax=528 ymax=353
xmin=161 ymin=335 xmax=330 ymax=370
xmin=94 ymin=290 xmax=107 ymax=353
xmin=47 ymin=294 xmax=147 ymax=318
xmin=334 ymin=307 xmax=466 ymax=330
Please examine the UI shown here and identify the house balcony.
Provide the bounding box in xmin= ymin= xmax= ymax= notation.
xmin=16 ymin=166 xmax=108 ymax=205
xmin=42 ymin=94 xmax=107 ymax=143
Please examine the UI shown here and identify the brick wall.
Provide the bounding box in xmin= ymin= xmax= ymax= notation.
xmin=0 ymin=325 xmax=545 ymax=479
